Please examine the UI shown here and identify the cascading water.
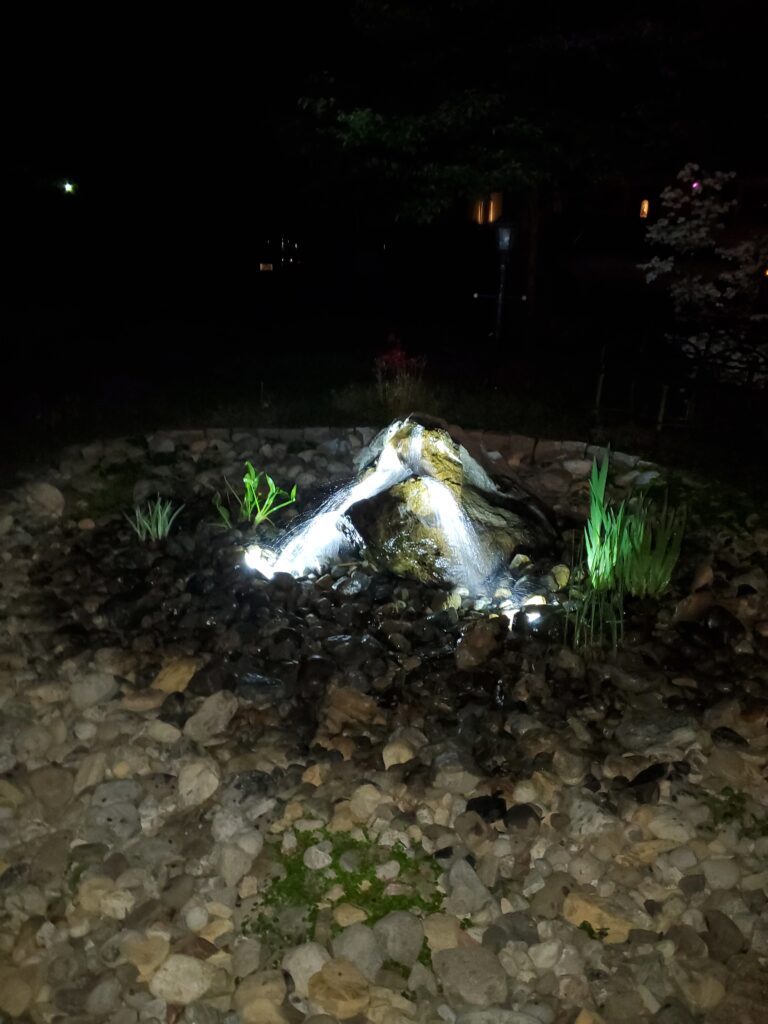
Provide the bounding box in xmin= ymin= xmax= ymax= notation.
xmin=245 ymin=440 xmax=411 ymax=578
xmin=419 ymin=477 xmax=496 ymax=593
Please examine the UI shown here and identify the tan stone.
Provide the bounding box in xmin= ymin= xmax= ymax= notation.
xmin=178 ymin=760 xmax=220 ymax=807
xmin=333 ymin=903 xmax=368 ymax=927
xmin=199 ymin=918 xmax=234 ymax=944
xmin=0 ymin=780 xmax=25 ymax=809
xmin=616 ymin=839 xmax=681 ymax=867
xmin=121 ymin=933 xmax=170 ymax=980
xmin=383 ymin=739 xmax=417 ymax=769
xmin=562 ymin=892 xmax=653 ymax=944
xmin=77 ymin=875 xmax=116 ymax=913
xmin=327 ymin=802 xmax=358 ymax=833
xmin=235 ymin=970 xmax=288 ymax=1023
xmin=145 ymin=720 xmax=182 ymax=744
xmin=322 ymin=688 xmax=386 ymax=733
xmin=0 ymin=967 xmax=33 ymax=1017
xmin=121 ymin=690 xmax=165 ymax=712
xmin=73 ymin=752 xmax=107 ymax=795
xmin=308 ymin=958 xmax=370 ymax=1020
xmin=367 ymin=985 xmax=418 ymax=1023
xmin=151 ymin=657 xmax=199 ymax=693
xmin=149 ymin=954 xmax=216 ymax=1005
xmin=574 ymin=1011 xmax=608 ymax=1024
xmin=670 ymin=958 xmax=726 ymax=1012
xmin=302 ymin=762 xmax=331 ymax=786
xmin=423 ymin=913 xmax=475 ymax=952
xmin=350 ymin=783 xmax=386 ymax=822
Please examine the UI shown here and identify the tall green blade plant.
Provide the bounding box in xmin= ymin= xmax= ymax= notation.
xmin=569 ymin=452 xmax=685 ymax=651
xmin=584 ymin=454 xmax=625 ymax=591
xmin=618 ymin=496 xmax=686 ymax=599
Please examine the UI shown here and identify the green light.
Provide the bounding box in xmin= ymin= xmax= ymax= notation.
xmin=62 ymin=181 xmax=76 ymax=194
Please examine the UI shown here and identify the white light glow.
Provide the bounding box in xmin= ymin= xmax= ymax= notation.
xmin=243 ymin=545 xmax=277 ymax=577
xmin=63 ymin=181 xmax=75 ymax=194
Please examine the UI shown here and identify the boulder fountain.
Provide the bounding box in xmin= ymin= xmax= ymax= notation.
xmin=245 ymin=415 xmax=561 ymax=612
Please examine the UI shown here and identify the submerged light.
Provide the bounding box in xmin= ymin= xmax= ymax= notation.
xmin=243 ymin=544 xmax=277 ymax=578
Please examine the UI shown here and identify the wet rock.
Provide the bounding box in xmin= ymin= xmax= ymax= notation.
xmin=456 ymin=618 xmax=506 ymax=670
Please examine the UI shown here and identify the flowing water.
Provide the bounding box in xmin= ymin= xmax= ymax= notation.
xmin=419 ymin=477 xmax=496 ymax=592
xmin=265 ymin=441 xmax=411 ymax=577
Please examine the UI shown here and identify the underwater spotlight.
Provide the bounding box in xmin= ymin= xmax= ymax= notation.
xmin=244 ymin=545 xmax=277 ymax=578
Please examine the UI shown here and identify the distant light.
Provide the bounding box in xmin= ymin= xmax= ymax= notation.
xmin=639 ymin=198 xmax=649 ymax=219
xmin=62 ymin=181 xmax=76 ymax=194
xmin=764 ymin=267 xmax=768 ymax=278
xmin=259 ymin=263 xmax=274 ymax=272
xmin=691 ymin=180 xmax=703 ymax=193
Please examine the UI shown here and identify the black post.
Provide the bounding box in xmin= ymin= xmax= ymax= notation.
xmin=493 ymin=222 xmax=514 ymax=344
xmin=494 ymin=254 xmax=508 ymax=344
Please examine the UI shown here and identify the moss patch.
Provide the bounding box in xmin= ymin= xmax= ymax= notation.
xmin=242 ymin=828 xmax=442 ymax=963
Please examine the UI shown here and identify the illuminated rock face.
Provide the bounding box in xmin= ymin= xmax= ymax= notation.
xmin=346 ymin=416 xmax=558 ymax=589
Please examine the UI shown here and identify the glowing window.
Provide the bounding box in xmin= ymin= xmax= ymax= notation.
xmin=639 ymin=199 xmax=649 ymax=219
xmin=472 ymin=192 xmax=503 ymax=225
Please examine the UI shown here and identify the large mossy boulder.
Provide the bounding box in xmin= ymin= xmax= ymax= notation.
xmin=347 ymin=416 xmax=558 ymax=588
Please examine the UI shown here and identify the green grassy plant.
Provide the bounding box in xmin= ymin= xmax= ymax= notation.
xmin=584 ymin=454 xmax=625 ymax=591
xmin=618 ymin=496 xmax=686 ymax=598
xmin=569 ymin=453 xmax=685 ymax=650
xmin=214 ymin=461 xmax=297 ymax=528
xmin=124 ymin=495 xmax=184 ymax=542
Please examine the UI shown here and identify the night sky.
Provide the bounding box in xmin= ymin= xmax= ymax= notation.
xmin=4 ymin=3 xmax=767 ymax=425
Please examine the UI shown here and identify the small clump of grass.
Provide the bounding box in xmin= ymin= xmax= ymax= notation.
xmin=124 ymin=495 xmax=184 ymax=542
